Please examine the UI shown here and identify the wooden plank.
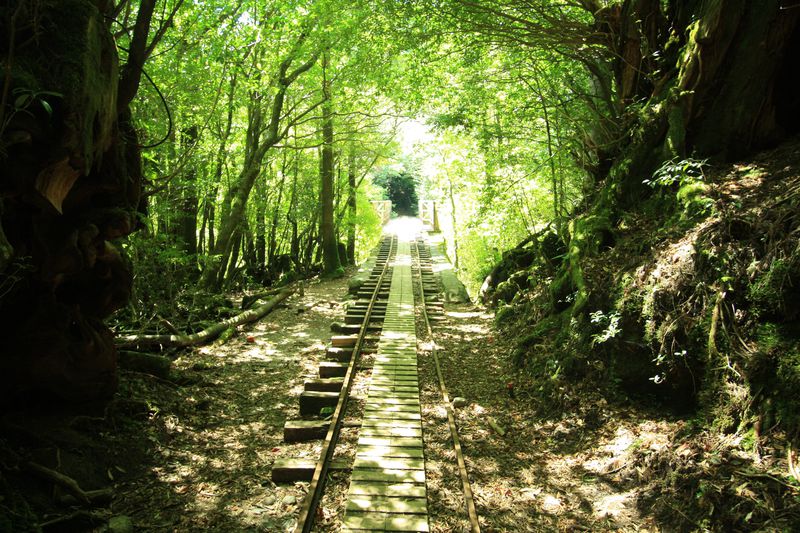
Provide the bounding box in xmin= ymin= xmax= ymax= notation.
xmin=360 ymin=419 xmax=421 ymax=430
xmin=304 ymin=377 xmax=344 ymax=392
xmin=363 ymin=411 xmax=421 ymax=421
xmin=319 ymin=361 xmax=348 ymax=378
xmin=342 ymin=512 xmax=429 ymax=532
xmin=356 ymin=447 xmax=424 ymax=459
xmin=347 ymin=482 xmax=426 ymax=497
xmin=271 ymin=457 xmax=349 ymax=483
xmin=350 ymin=468 xmax=426 ymax=483
xmin=367 ymin=389 xmax=418 ymax=397
xmin=370 ymin=375 xmax=418 ymax=382
xmin=326 ymin=347 xmax=353 ymax=361
xmin=364 ymin=397 xmax=420 ymax=406
xmin=299 ymin=390 xmax=339 ymax=416
xmin=364 ymin=404 xmax=420 ymax=413
xmin=357 ymin=437 xmax=423 ymax=448
xmin=359 ymin=427 xmax=423 ymax=438
xmin=346 ymin=496 xmax=427 ymax=514
xmin=353 ymin=457 xmax=425 ymax=471
xmin=331 ymin=335 xmax=358 ymax=347
xmin=284 ymin=419 xmax=328 ymax=442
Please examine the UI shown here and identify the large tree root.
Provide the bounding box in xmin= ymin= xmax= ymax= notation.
xmin=26 ymin=461 xmax=113 ymax=506
xmin=116 ymin=287 xmax=295 ymax=350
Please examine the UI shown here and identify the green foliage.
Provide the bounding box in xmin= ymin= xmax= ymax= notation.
xmin=589 ymin=310 xmax=622 ymax=346
xmin=0 ymin=257 xmax=34 ymax=302
xmin=352 ymin=186 xmax=384 ymax=263
xmin=752 ymin=322 xmax=800 ymax=435
xmin=645 ymin=157 xmax=712 ymax=218
xmin=644 ymin=157 xmax=705 ymax=186
xmin=748 ymin=257 xmax=800 ymax=319
xmin=323 ymin=266 xmax=345 ymax=279
xmin=676 ymin=181 xmax=713 ymax=217
xmin=373 ymin=167 xmax=419 ymax=216
xmin=513 ymin=316 xmax=561 ymax=368
xmin=457 ymin=229 xmax=502 ymax=294
xmin=117 ymin=230 xmax=197 ymax=323
xmin=494 ymin=303 xmax=518 ymax=327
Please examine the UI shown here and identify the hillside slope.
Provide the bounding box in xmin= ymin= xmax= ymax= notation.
xmin=479 ymin=136 xmax=800 ymax=529
xmin=488 ymin=136 xmax=800 ymax=442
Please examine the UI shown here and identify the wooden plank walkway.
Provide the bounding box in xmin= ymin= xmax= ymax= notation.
xmin=343 ymin=240 xmax=429 ymax=532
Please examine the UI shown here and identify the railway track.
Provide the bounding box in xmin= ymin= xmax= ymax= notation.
xmin=276 ymin=230 xmax=480 ymax=532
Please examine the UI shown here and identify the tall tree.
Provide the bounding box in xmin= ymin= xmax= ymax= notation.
xmin=319 ymin=50 xmax=342 ymax=276
xmin=200 ymin=25 xmax=323 ymax=289
xmin=0 ymin=0 xmax=169 ymax=401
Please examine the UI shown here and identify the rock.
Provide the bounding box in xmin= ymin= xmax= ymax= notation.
xmin=282 ymin=494 xmax=297 ymax=505
xmin=108 ymin=516 xmax=134 ymax=533
xmin=452 ymin=397 xmax=468 ymax=408
xmin=264 ymin=495 xmax=276 ymax=506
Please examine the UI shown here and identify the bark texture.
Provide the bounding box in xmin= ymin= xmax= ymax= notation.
xmin=0 ymin=1 xmax=143 ymax=402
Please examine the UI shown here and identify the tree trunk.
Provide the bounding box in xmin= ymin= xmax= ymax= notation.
xmin=268 ymin=156 xmax=287 ymax=264
xmin=203 ymin=73 xmax=236 ymax=255
xmin=0 ymin=2 xmax=147 ymax=402
xmin=207 ymin=201 xmax=216 ymax=252
xmin=201 ymin=40 xmax=321 ymax=289
xmin=319 ymin=51 xmax=341 ymax=276
xmin=447 ymin=177 xmax=459 ymax=270
xmin=346 ymin=148 xmax=357 ymax=264
xmin=686 ymin=0 xmax=800 ymax=157
xmin=179 ymin=124 xmax=199 ymax=255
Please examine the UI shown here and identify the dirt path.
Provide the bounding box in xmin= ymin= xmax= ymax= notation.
xmin=421 ymin=303 xmax=660 ymax=531
xmin=0 ymin=276 xmax=349 ymax=531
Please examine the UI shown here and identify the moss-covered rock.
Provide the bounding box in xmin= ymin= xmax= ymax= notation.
xmin=747 ymin=255 xmax=800 ymax=321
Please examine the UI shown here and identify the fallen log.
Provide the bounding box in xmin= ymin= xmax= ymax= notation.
xmin=241 ymin=287 xmax=283 ymax=309
xmin=116 ymin=288 xmax=295 ymax=350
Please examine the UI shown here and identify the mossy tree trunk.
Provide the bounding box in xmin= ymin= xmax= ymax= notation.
xmin=179 ymin=124 xmax=199 ymax=256
xmin=555 ymin=0 xmax=800 ymax=307
xmin=0 ymin=0 xmax=151 ymax=402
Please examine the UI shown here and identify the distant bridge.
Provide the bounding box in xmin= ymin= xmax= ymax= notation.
xmin=369 ymin=199 xmax=439 ymax=231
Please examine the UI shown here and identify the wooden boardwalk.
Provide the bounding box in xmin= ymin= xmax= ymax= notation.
xmin=342 ymin=240 xmax=429 ymax=532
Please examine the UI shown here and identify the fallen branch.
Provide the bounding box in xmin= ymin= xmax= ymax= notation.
xmin=241 ymin=287 xmax=283 ymax=309
xmin=116 ymin=287 xmax=295 ymax=350
xmin=486 ymin=415 xmax=506 ymax=437
xmin=787 ymin=443 xmax=799 ymax=483
xmin=27 ymin=461 xmax=92 ymax=504
xmin=38 ymin=510 xmax=109 ymax=529
xmin=158 ymin=316 xmax=181 ymax=335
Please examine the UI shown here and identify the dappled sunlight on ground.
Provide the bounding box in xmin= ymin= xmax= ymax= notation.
xmin=111 ymin=275 xmax=353 ymax=531
xmin=418 ymin=300 xmax=674 ymax=531
xmin=384 ymin=216 xmax=425 ymax=241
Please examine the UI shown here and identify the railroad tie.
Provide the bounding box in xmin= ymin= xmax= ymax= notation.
xmin=343 ymin=240 xmax=429 ymax=533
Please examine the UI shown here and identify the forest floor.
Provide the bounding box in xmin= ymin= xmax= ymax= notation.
xmin=2 ymin=234 xmax=799 ymax=531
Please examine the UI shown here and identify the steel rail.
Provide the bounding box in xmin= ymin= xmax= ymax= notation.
xmin=294 ymin=235 xmax=396 ymax=533
xmin=413 ymin=239 xmax=481 ymax=533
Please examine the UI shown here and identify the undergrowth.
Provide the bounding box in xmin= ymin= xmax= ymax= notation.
xmin=486 ymin=139 xmax=800 ymax=531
